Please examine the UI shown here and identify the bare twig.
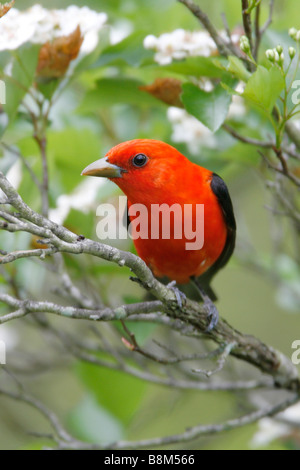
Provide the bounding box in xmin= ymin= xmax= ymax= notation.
xmin=0 ymin=245 xmax=58 ymax=263
xmin=253 ymin=0 xmax=275 ymax=60
xmin=266 ymin=180 xmax=300 ymax=225
xmin=67 ymin=344 xmax=274 ymax=392
xmin=1 ymin=382 xmax=298 ymax=450
xmin=101 ymin=394 xmax=300 ymax=450
xmin=0 ymin=293 xmax=163 ymax=324
xmin=121 ymin=320 xmax=225 ymax=365
xmin=0 ymin=169 xmax=299 ymax=449
xmin=260 ymin=0 xmax=275 ymax=36
xmin=242 ymin=0 xmax=254 ymax=55
xmin=253 ymin=1 xmax=275 ymax=59
xmin=223 ymin=124 xmax=300 ymax=162
xmin=221 ymin=12 xmax=234 ymax=46
xmin=177 ymin=0 xmax=236 ymax=58
xmin=192 ymin=342 xmax=237 ymax=377
xmin=1 ymin=143 xmax=43 ymax=193
xmin=223 ymin=124 xmax=300 ymax=185
xmin=0 ymin=386 xmax=76 ymax=445
xmin=253 ymin=1 xmax=261 ymax=60
xmin=223 ymin=123 xmax=275 ymax=148
xmin=34 ymin=133 xmax=49 ymax=218
xmin=260 ymin=150 xmax=300 ymax=188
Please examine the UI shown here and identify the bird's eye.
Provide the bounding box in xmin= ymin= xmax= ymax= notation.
xmin=132 ymin=153 xmax=148 ymax=168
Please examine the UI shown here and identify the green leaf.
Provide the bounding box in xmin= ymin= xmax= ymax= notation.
xmin=76 ymin=362 xmax=147 ymax=424
xmin=68 ymin=394 xmax=124 ymax=445
xmin=47 ymin=127 xmax=102 ymax=192
xmin=36 ymin=29 xmax=111 ymax=101
xmin=74 ymin=27 xmax=111 ymax=73
xmin=243 ymin=65 xmax=285 ymax=113
xmin=3 ymin=44 xmax=40 ymax=122
xmin=36 ymin=78 xmax=60 ymax=102
xmin=0 ymin=51 xmax=11 ymax=71
xmin=79 ymin=77 xmax=164 ymax=111
xmin=0 ymin=146 xmax=18 ymax=173
xmin=156 ymin=56 xmax=226 ymax=78
xmin=93 ymin=31 xmax=153 ymax=68
xmin=65 ymin=209 xmax=95 ymax=240
xmin=181 ymin=83 xmax=232 ymax=132
xmin=227 ymin=56 xmax=252 ymax=82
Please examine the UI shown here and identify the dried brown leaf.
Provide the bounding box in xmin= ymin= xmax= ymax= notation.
xmin=37 ymin=25 xmax=83 ymax=79
xmin=0 ymin=0 xmax=14 ymax=18
xmin=140 ymin=77 xmax=183 ymax=108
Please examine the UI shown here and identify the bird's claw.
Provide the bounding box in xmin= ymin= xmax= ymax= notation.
xmin=167 ymin=281 xmax=187 ymax=309
xmin=203 ymin=301 xmax=219 ymax=332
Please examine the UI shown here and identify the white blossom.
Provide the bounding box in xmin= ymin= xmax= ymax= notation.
xmin=6 ymin=160 xmax=22 ymax=189
xmin=0 ymin=5 xmax=108 ymax=54
xmin=144 ymin=28 xmax=239 ymax=65
xmin=49 ymin=178 xmax=107 ymax=225
xmin=110 ymin=19 xmax=133 ymax=45
xmin=167 ymin=107 xmax=216 ymax=154
xmin=251 ymin=402 xmax=300 ymax=447
xmin=251 ymin=418 xmax=291 ymax=447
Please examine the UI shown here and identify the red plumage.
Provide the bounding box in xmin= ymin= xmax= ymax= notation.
xmin=82 ymin=139 xmax=236 ymax=296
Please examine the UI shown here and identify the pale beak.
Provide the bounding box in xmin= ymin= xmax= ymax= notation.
xmin=81 ymin=157 xmax=124 ymax=178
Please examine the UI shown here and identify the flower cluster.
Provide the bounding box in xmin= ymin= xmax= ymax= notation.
xmin=289 ymin=27 xmax=300 ymax=42
xmin=167 ymin=107 xmax=216 ymax=154
xmin=144 ymin=27 xmax=245 ymax=153
xmin=265 ymin=45 xmax=286 ymax=65
xmin=49 ymin=178 xmax=107 ymax=225
xmin=144 ymin=28 xmax=240 ymax=65
xmin=0 ymin=5 xmax=108 ymax=54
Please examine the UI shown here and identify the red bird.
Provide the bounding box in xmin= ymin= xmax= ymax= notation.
xmin=82 ymin=139 xmax=236 ymax=330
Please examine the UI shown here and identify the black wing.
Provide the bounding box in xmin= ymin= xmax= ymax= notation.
xmin=195 ymin=173 xmax=236 ymax=301
xmin=126 ymin=200 xmax=131 ymax=230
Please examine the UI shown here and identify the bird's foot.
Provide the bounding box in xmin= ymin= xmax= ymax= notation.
xmin=167 ymin=280 xmax=187 ymax=309
xmin=202 ymin=299 xmax=219 ymax=333
xmin=190 ymin=277 xmax=219 ymax=332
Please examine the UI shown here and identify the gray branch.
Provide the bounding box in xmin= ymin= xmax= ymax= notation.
xmin=177 ymin=0 xmax=241 ymax=58
xmin=1 ymin=384 xmax=297 ymax=450
xmin=0 ymin=292 xmax=163 ymax=324
xmin=0 ymin=171 xmax=299 ymax=392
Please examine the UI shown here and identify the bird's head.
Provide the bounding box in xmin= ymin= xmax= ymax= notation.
xmin=81 ymin=139 xmax=188 ymax=200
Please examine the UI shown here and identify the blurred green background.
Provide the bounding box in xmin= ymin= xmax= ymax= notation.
xmin=0 ymin=0 xmax=299 ymax=450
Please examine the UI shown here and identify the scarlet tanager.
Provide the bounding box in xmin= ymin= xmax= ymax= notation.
xmin=82 ymin=139 xmax=236 ymax=330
